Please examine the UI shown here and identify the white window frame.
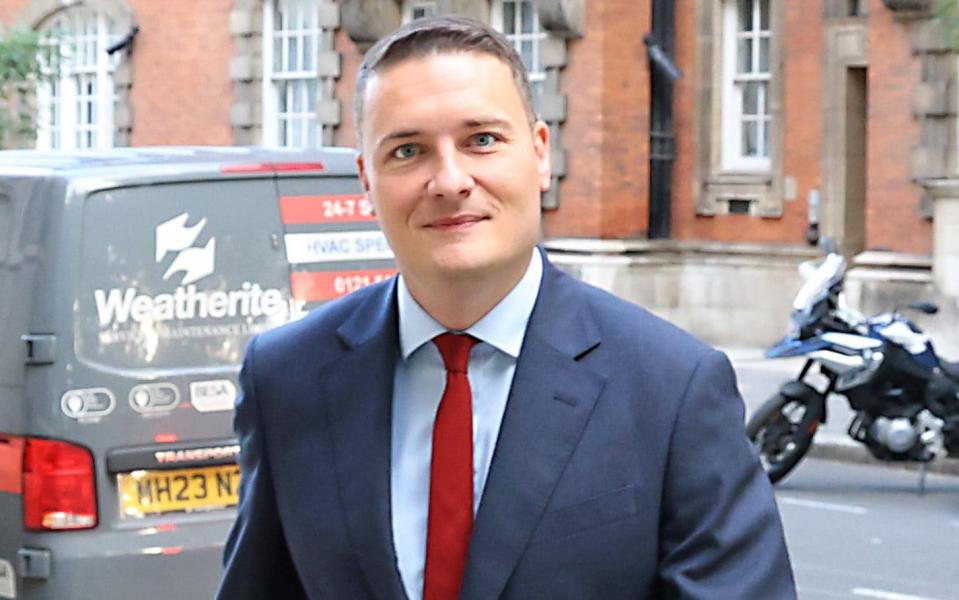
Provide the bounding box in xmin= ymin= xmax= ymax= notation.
xmin=490 ymin=0 xmax=547 ymax=110
xmin=720 ymin=0 xmax=772 ymax=172
xmin=262 ymin=0 xmax=323 ymax=148
xmin=36 ymin=8 xmax=119 ymax=150
xmin=401 ymin=0 xmax=437 ymax=23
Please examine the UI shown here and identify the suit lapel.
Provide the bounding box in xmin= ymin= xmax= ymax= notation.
xmin=323 ymin=281 xmax=408 ymax=600
xmin=460 ymin=261 xmax=606 ymax=600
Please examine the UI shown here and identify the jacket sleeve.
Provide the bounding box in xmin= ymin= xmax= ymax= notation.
xmin=216 ymin=336 xmax=308 ymax=600
xmin=657 ymin=350 xmax=797 ymax=599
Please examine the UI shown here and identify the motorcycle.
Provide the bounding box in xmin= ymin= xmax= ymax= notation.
xmin=746 ymin=252 xmax=959 ymax=483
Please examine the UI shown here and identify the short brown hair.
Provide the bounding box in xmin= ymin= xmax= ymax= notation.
xmin=353 ymin=15 xmax=536 ymax=148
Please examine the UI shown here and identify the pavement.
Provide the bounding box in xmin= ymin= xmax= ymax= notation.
xmin=721 ymin=346 xmax=959 ymax=477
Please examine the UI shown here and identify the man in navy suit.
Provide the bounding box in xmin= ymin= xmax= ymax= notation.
xmin=217 ymin=15 xmax=796 ymax=600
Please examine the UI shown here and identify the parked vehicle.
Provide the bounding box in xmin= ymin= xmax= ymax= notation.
xmin=746 ymin=252 xmax=959 ymax=483
xmin=0 ymin=147 xmax=393 ymax=599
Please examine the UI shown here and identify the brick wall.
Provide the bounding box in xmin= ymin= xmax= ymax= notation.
xmin=543 ymin=0 xmax=650 ymax=239
xmin=0 ymin=0 xmax=28 ymax=23
xmin=866 ymin=1 xmax=932 ymax=254
xmin=125 ymin=0 xmax=234 ymax=146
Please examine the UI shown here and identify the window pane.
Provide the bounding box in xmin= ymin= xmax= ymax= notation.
xmin=292 ymin=81 xmax=303 ymax=112
xmin=307 ymin=79 xmax=317 ymax=108
xmin=737 ymin=39 xmax=752 ymax=74
xmin=521 ymin=41 xmax=534 ymax=71
xmin=743 ymin=82 xmax=759 ymax=115
xmin=276 ymin=1 xmax=286 ymax=31
xmin=271 ymin=34 xmax=280 ymax=72
xmin=288 ymin=36 xmax=298 ymax=71
xmin=521 ymin=1 xmax=534 ymax=34
xmin=503 ymin=2 xmax=516 ymax=35
xmin=300 ymin=0 xmax=310 ymax=29
xmin=87 ymin=79 xmax=96 ymax=122
xmin=760 ymin=0 xmax=770 ymax=30
xmin=304 ymin=33 xmax=314 ymax=71
xmin=742 ymin=121 xmax=758 ymax=157
xmin=286 ymin=0 xmax=296 ymax=31
xmin=292 ymin=118 xmax=303 ymax=147
xmin=759 ymin=37 xmax=769 ymax=73
xmin=410 ymin=3 xmax=436 ymax=19
xmin=738 ymin=0 xmax=752 ymax=32
xmin=762 ymin=119 xmax=769 ymax=156
xmin=274 ymin=3 xmax=283 ymax=32
xmin=278 ymin=82 xmax=288 ymax=112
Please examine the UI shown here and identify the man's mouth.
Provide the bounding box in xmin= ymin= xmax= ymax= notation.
xmin=426 ymin=214 xmax=487 ymax=231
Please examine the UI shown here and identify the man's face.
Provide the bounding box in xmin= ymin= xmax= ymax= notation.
xmin=356 ymin=51 xmax=551 ymax=289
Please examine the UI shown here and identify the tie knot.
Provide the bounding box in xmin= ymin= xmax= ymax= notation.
xmin=433 ymin=333 xmax=477 ymax=374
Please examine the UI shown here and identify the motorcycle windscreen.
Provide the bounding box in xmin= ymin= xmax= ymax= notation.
xmin=792 ymin=253 xmax=846 ymax=313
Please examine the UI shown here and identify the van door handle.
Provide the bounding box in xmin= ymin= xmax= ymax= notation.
xmin=21 ymin=334 xmax=56 ymax=365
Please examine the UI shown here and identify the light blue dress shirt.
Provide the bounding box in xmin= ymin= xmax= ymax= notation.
xmin=391 ymin=247 xmax=543 ymax=600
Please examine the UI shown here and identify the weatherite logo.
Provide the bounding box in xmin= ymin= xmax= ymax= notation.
xmin=157 ymin=213 xmax=216 ymax=286
xmin=93 ymin=214 xmax=300 ymax=328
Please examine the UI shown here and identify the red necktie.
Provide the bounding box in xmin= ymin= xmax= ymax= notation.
xmin=423 ymin=332 xmax=478 ymax=600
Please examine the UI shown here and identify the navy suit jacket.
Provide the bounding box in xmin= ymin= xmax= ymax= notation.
xmin=217 ymin=255 xmax=796 ymax=599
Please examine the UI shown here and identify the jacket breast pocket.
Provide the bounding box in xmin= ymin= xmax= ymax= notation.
xmin=531 ymin=485 xmax=639 ymax=544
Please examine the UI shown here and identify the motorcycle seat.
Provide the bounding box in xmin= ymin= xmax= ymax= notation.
xmin=941 ymin=360 xmax=959 ymax=382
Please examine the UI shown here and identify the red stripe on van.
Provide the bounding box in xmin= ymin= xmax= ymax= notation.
xmin=0 ymin=436 xmax=25 ymax=494
xmin=290 ymin=269 xmax=397 ymax=302
xmin=279 ymin=194 xmax=376 ymax=224
xmin=221 ymin=162 xmax=324 ymax=174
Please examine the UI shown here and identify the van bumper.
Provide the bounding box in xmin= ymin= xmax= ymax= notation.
xmin=11 ymin=515 xmax=233 ymax=600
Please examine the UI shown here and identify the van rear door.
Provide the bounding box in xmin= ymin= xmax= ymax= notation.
xmin=72 ymin=177 xmax=293 ymax=526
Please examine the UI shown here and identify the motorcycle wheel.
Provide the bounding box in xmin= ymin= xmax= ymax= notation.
xmin=746 ymin=393 xmax=821 ymax=484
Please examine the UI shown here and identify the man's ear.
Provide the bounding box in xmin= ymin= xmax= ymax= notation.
xmin=532 ymin=121 xmax=552 ymax=193
xmin=356 ymin=152 xmax=371 ymax=193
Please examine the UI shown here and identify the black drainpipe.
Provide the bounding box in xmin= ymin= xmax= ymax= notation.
xmin=645 ymin=0 xmax=682 ymax=239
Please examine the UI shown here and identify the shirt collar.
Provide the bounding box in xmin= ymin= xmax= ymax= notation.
xmin=397 ymin=247 xmax=544 ymax=360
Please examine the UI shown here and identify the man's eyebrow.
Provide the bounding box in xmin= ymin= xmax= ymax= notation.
xmin=375 ymin=129 xmax=421 ymax=149
xmin=463 ymin=118 xmax=514 ymax=130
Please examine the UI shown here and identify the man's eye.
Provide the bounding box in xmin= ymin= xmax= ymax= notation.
xmin=392 ymin=144 xmax=418 ymax=159
xmin=472 ymin=133 xmax=497 ymax=148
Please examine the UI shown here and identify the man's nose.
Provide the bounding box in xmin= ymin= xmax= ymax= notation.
xmin=426 ymin=145 xmax=474 ymax=200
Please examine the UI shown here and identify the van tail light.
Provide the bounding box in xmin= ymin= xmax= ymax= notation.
xmin=22 ymin=438 xmax=98 ymax=531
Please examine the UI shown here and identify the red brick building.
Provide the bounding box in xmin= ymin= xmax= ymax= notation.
xmin=1 ymin=0 xmax=951 ymax=346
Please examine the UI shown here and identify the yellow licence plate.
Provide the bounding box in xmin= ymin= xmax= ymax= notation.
xmin=118 ymin=464 xmax=240 ymax=519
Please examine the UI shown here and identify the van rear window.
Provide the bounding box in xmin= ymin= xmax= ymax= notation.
xmin=76 ymin=181 xmax=297 ymax=371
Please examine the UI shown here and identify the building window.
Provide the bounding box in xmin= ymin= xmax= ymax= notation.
xmin=262 ymin=0 xmax=328 ymax=148
xmin=401 ymin=0 xmax=437 ymax=22
xmin=36 ymin=6 xmax=121 ymax=150
xmin=721 ymin=0 xmax=771 ymax=171
xmin=491 ymin=0 xmax=547 ymax=110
